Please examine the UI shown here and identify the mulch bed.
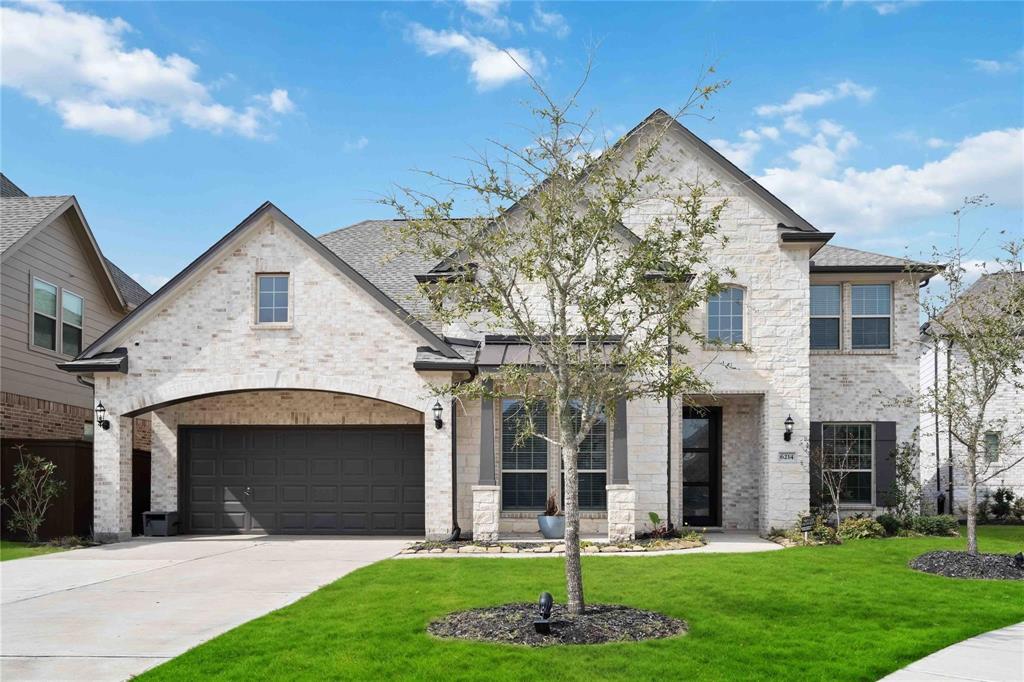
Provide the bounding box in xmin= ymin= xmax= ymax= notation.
xmin=910 ymin=550 xmax=1024 ymax=580
xmin=428 ymin=603 xmax=687 ymax=646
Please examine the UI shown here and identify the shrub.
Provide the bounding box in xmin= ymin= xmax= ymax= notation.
xmin=976 ymin=494 xmax=992 ymax=523
xmin=875 ymin=513 xmax=901 ymax=537
xmin=0 ymin=445 xmax=66 ymax=543
xmin=1012 ymin=497 xmax=1024 ymax=522
xmin=991 ymin=487 xmax=1015 ymax=520
xmin=838 ymin=516 xmax=886 ymax=540
xmin=912 ymin=515 xmax=960 ymax=537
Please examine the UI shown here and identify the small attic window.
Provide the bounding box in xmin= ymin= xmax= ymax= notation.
xmin=257 ymin=274 xmax=289 ymax=324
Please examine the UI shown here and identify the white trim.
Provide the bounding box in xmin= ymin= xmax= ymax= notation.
xmin=253 ymin=272 xmax=293 ymax=328
xmin=821 ymin=422 xmax=875 ymax=506
xmin=850 ymin=283 xmax=893 ymax=350
xmin=61 ymin=288 xmax=85 ymax=357
xmin=810 ymin=283 xmax=842 ymax=350
xmin=705 ymin=284 xmax=747 ymax=348
xmin=29 ymin=275 xmax=59 ymax=353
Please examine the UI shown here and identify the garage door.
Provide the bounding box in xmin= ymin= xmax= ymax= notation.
xmin=180 ymin=426 xmax=424 ymax=535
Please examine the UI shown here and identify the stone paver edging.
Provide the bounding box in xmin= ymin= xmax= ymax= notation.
xmin=880 ymin=621 xmax=1024 ymax=682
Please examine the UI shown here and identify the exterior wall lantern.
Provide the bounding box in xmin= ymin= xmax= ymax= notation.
xmin=96 ymin=402 xmax=111 ymax=431
xmin=784 ymin=414 xmax=794 ymax=442
xmin=432 ymin=400 xmax=444 ymax=430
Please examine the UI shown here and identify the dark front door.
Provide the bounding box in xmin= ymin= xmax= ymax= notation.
xmin=681 ymin=406 xmax=721 ymax=527
xmin=180 ymin=426 xmax=425 ymax=535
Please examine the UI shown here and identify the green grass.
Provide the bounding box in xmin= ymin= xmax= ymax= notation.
xmin=0 ymin=539 xmax=68 ymax=561
xmin=141 ymin=527 xmax=1024 ymax=681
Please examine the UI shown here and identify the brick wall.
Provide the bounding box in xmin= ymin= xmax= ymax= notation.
xmin=1 ymin=391 xmax=150 ymax=451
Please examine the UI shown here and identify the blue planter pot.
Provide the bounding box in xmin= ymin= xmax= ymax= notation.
xmin=537 ymin=515 xmax=565 ymax=539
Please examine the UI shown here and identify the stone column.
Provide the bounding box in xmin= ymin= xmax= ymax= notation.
xmin=94 ymin=411 xmax=133 ymax=542
xmin=150 ymin=408 xmax=179 ymax=512
xmin=471 ymin=485 xmax=500 ymax=541
xmin=606 ymin=484 xmax=637 ymax=542
xmin=423 ymin=383 xmax=454 ymax=540
xmin=760 ymin=393 xmax=810 ymax=533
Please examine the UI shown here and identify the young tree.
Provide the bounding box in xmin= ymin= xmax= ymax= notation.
xmin=809 ymin=438 xmax=861 ymax=529
xmin=920 ymin=197 xmax=1024 ymax=555
xmin=0 ymin=445 xmax=66 ymax=544
xmin=887 ymin=438 xmax=923 ymax=527
xmin=386 ymin=65 xmax=729 ymax=614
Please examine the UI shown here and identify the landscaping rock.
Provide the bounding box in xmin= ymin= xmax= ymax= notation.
xmin=551 ymin=544 xmax=565 ymax=553
xmin=428 ymin=603 xmax=687 ymax=646
xmin=910 ymin=551 xmax=1024 ymax=580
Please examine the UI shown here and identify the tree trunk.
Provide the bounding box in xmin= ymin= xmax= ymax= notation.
xmin=561 ymin=431 xmax=584 ymax=615
xmin=966 ymin=448 xmax=978 ymax=556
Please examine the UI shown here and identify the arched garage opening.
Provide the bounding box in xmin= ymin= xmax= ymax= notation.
xmin=143 ymin=389 xmax=426 ymax=536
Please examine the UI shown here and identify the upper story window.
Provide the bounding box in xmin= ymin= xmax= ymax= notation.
xmin=257 ymin=274 xmax=289 ymax=324
xmin=32 ymin=279 xmax=58 ymax=351
xmin=810 ymin=285 xmax=841 ymax=349
xmin=851 ymin=284 xmax=891 ymax=349
xmin=31 ymin=278 xmax=84 ymax=356
xmin=501 ymin=399 xmax=549 ymax=510
xmin=62 ymin=291 xmax=84 ymax=356
xmin=707 ymin=286 xmax=744 ymax=344
xmin=563 ymin=401 xmax=608 ymax=511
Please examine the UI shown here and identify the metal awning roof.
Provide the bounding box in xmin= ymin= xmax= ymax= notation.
xmin=476 ymin=336 xmax=620 ymax=370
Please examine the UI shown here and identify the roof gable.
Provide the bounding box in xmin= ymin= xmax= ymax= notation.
xmin=80 ymin=202 xmax=462 ymax=360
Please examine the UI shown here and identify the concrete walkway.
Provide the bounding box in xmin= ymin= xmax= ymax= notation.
xmin=881 ymin=622 xmax=1024 ymax=682
xmin=0 ymin=535 xmax=409 ymax=681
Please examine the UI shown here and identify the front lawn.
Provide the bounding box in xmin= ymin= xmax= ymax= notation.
xmin=141 ymin=527 xmax=1024 ymax=681
xmin=0 ymin=539 xmax=68 ymax=561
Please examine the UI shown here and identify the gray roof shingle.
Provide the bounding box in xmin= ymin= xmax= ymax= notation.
xmin=811 ymin=244 xmax=936 ymax=270
xmin=104 ymin=258 xmax=150 ymax=308
xmin=1 ymin=173 xmax=28 ymax=198
xmin=319 ymin=219 xmax=443 ymax=331
xmin=0 ymin=195 xmax=72 ymax=254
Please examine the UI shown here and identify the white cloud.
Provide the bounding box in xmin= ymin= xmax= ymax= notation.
xmin=531 ymin=4 xmax=570 ymax=39
xmin=926 ymin=137 xmax=949 ymax=149
xmin=130 ymin=272 xmax=171 ymax=292
xmin=759 ymin=128 xmax=1024 ymax=232
xmin=758 ymin=126 xmax=780 ymax=141
xmin=709 ymin=136 xmax=761 ymax=169
xmin=463 ymin=0 xmax=522 ymax=34
xmin=406 ymin=22 xmax=543 ymax=90
xmin=0 ymin=1 xmax=295 ymax=141
xmin=755 ymin=80 xmax=875 ymax=117
xmin=969 ymin=53 xmax=1022 ymax=74
xmin=870 ymin=1 xmax=921 ymax=15
xmin=783 ymin=115 xmax=812 ymax=137
xmin=344 ymin=136 xmax=369 ymax=152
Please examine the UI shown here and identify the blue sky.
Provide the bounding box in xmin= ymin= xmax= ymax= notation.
xmin=2 ymin=0 xmax=1021 ymax=291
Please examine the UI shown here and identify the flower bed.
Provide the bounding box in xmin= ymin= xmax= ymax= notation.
xmin=401 ymin=535 xmax=705 ymax=555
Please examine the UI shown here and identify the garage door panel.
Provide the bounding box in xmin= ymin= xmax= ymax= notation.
xmin=282 ymin=458 xmax=307 ymax=476
xmin=281 ymin=485 xmax=307 ymax=503
xmin=182 ymin=426 xmax=423 ymax=534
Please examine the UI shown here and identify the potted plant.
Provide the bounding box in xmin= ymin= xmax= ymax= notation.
xmin=537 ymin=493 xmax=564 ymax=539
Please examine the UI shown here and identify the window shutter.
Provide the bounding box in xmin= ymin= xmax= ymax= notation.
xmin=809 ymin=422 xmax=822 ymax=510
xmin=874 ymin=422 xmax=898 ymax=508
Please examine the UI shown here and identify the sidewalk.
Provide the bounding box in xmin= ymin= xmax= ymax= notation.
xmin=881 ymin=622 xmax=1024 ymax=682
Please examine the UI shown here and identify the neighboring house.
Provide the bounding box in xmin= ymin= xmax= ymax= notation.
xmin=0 ymin=173 xmax=151 ymax=538
xmin=57 ymin=111 xmax=939 ymax=543
xmin=919 ymin=271 xmax=1024 ymax=514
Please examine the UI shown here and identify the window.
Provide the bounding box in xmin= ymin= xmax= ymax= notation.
xmin=501 ymin=399 xmax=549 ymax=510
xmin=62 ymin=291 xmax=84 ymax=356
xmin=851 ymin=284 xmax=891 ymax=349
xmin=562 ymin=401 xmax=608 ymax=511
xmin=32 ymin=278 xmax=58 ymax=351
xmin=984 ymin=432 xmax=1001 ymax=462
xmin=707 ymin=286 xmax=744 ymax=344
xmin=257 ymin=274 xmax=289 ymax=323
xmin=822 ymin=423 xmax=873 ymax=504
xmin=810 ymin=285 xmax=841 ymax=349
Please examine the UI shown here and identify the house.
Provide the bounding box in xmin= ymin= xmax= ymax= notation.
xmin=56 ymin=111 xmax=939 ymax=543
xmin=919 ymin=271 xmax=1024 ymax=514
xmin=0 ymin=173 xmax=151 ymax=539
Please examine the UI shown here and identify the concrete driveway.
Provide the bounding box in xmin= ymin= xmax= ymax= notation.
xmin=0 ymin=535 xmax=409 ymax=681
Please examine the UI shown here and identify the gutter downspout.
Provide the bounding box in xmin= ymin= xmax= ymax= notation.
xmin=76 ymin=376 xmax=95 ymax=390
xmin=666 ymin=328 xmax=673 ymax=531
xmin=447 ymin=395 xmax=461 ymax=541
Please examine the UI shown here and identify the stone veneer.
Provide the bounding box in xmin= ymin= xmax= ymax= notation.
xmin=91 ymin=214 xmax=456 ymax=540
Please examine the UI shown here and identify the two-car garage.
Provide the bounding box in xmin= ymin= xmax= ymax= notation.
xmin=179 ymin=426 xmax=425 ymax=535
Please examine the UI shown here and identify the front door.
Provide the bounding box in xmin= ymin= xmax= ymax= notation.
xmin=681 ymin=406 xmax=721 ymax=527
